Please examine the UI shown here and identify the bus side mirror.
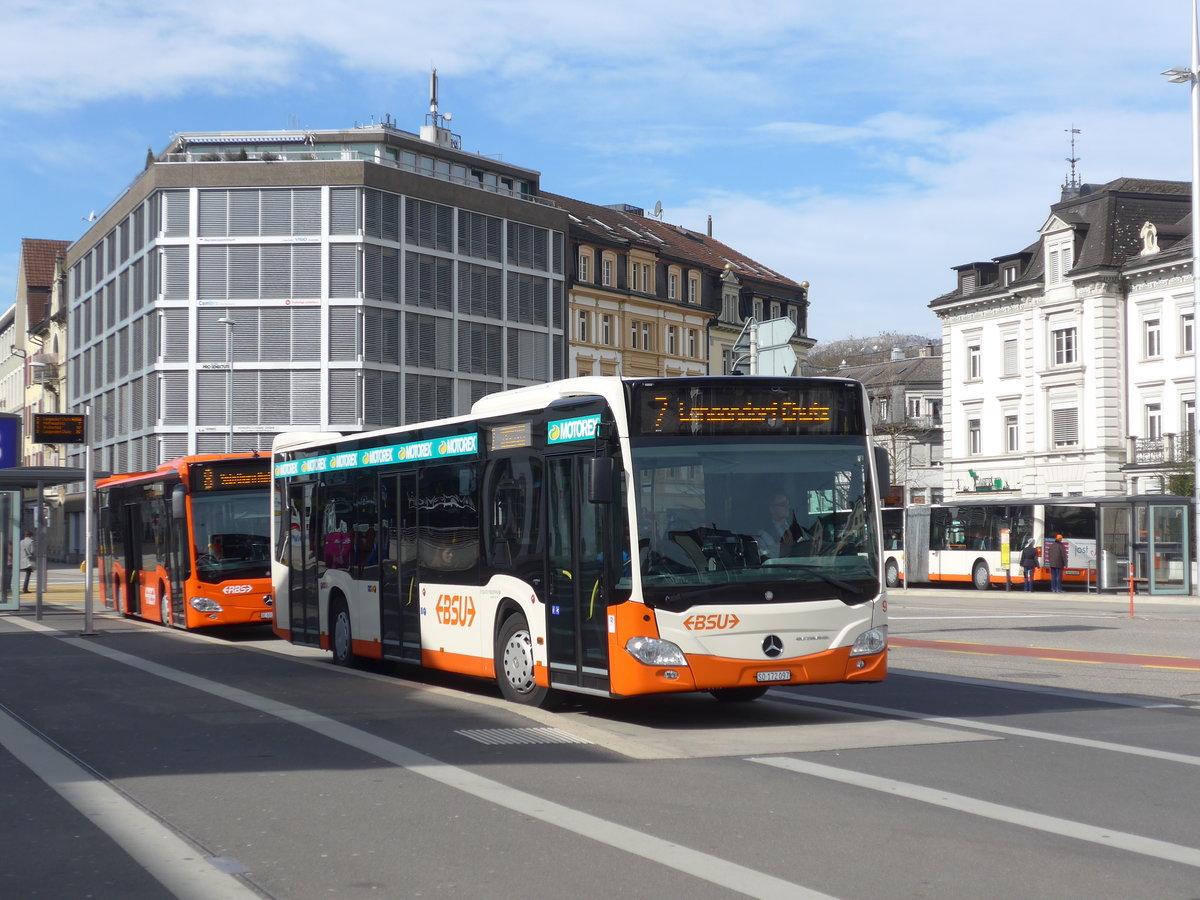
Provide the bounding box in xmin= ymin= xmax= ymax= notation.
xmin=873 ymin=446 xmax=890 ymax=500
xmin=171 ymin=485 xmax=186 ymax=520
xmin=589 ymin=457 xmax=614 ymax=504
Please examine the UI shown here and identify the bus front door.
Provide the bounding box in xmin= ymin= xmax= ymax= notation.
xmin=380 ymin=473 xmax=421 ymax=662
xmin=288 ymin=483 xmax=320 ymax=645
xmin=121 ymin=504 xmax=142 ymax=616
xmin=546 ymin=456 xmax=610 ymax=694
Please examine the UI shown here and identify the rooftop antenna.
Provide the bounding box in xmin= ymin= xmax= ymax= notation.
xmin=652 ymin=201 xmax=664 ymax=220
xmin=421 ymin=68 xmax=460 ymax=149
xmin=1062 ymin=126 xmax=1082 ymax=199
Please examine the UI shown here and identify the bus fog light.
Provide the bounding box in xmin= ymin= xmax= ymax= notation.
xmin=626 ymin=636 xmax=687 ymax=667
xmin=662 ymin=670 xmax=679 ymax=680
xmin=190 ymin=597 xmax=224 ymax=613
xmin=850 ymin=625 xmax=887 ymax=657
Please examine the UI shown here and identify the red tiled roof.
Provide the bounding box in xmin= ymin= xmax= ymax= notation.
xmin=21 ymin=238 xmax=70 ymax=288
xmin=543 ymin=193 xmax=803 ymax=291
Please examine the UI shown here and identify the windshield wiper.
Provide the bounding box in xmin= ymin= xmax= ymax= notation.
xmin=762 ymin=563 xmax=870 ymax=597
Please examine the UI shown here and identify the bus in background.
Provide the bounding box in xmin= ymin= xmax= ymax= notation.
xmin=271 ymin=376 xmax=889 ymax=706
xmin=881 ymin=505 xmax=906 ymax=587
xmin=900 ymin=499 xmax=1096 ymax=590
xmin=97 ymin=454 xmax=274 ymax=628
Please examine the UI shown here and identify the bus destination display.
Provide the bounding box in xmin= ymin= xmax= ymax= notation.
xmin=190 ymin=459 xmax=272 ymax=492
xmin=630 ymin=381 xmax=864 ymax=436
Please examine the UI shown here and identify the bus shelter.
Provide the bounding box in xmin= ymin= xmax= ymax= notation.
xmin=1094 ymin=495 xmax=1192 ymax=595
xmin=0 ymin=466 xmax=90 ymax=612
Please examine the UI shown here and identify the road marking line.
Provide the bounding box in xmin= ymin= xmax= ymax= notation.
xmin=0 ymin=706 xmax=261 ymax=900
xmin=778 ymin=692 xmax=1200 ymax=766
xmin=8 ymin=618 xmax=835 ymax=900
xmin=892 ymin=670 xmax=1182 ymax=708
xmin=750 ymin=755 xmax=1200 ymax=868
xmin=890 ymin=637 xmax=1200 ymax=670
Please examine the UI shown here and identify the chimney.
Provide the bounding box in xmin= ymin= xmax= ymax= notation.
xmin=890 ymin=347 xmax=905 ymax=361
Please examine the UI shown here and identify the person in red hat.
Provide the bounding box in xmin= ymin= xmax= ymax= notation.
xmin=1045 ymin=534 xmax=1068 ymax=593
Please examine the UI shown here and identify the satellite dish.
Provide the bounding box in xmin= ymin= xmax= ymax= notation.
xmin=652 ymin=201 xmax=663 ymax=219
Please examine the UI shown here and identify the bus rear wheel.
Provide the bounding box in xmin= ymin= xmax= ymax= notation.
xmin=495 ymin=614 xmax=550 ymax=707
xmin=972 ymin=560 xmax=991 ymax=591
xmin=331 ymin=599 xmax=355 ymax=666
xmin=885 ymin=558 xmax=901 ymax=588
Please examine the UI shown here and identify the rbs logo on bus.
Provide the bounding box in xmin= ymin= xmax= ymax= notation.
xmin=436 ymin=593 xmax=476 ymax=627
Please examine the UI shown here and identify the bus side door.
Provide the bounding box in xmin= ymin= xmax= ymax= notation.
xmin=287 ymin=482 xmax=320 ymax=645
xmin=545 ymin=455 xmax=610 ymax=693
xmin=379 ymin=473 xmax=420 ymax=661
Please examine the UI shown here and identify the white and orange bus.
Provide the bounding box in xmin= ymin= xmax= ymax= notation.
xmin=97 ymin=454 xmax=275 ymax=628
xmin=270 ymin=376 xmax=889 ymax=705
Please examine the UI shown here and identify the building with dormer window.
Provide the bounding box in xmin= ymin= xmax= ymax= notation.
xmin=931 ymin=178 xmax=1194 ymax=498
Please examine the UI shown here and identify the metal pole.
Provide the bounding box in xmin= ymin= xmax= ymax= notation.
xmin=34 ymin=480 xmax=44 ymax=621
xmin=82 ymin=405 xmax=95 ymax=635
xmin=1191 ymin=0 xmax=1200 ymax=597
xmin=219 ymin=317 xmax=236 ymax=453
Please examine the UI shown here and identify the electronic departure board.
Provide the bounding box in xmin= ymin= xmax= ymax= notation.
xmin=33 ymin=413 xmax=87 ymax=444
xmin=190 ymin=458 xmax=272 ymax=492
xmin=629 ymin=379 xmax=865 ymax=437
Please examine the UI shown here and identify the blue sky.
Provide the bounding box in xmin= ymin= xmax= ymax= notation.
xmin=0 ymin=0 xmax=1194 ymax=341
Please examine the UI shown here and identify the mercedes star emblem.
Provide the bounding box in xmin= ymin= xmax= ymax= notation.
xmin=762 ymin=635 xmax=784 ymax=658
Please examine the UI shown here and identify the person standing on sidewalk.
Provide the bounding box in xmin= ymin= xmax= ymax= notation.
xmin=1019 ymin=540 xmax=1040 ymax=591
xmin=19 ymin=531 xmax=35 ymax=593
xmin=1045 ymin=534 xmax=1068 ymax=593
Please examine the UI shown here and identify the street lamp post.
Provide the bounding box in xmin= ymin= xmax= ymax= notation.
xmin=217 ymin=317 xmax=237 ymax=453
xmin=1164 ymin=0 xmax=1200 ymax=596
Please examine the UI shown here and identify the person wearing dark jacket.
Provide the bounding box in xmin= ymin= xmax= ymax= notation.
xmin=1019 ymin=540 xmax=1040 ymax=591
xmin=1044 ymin=534 xmax=1068 ymax=593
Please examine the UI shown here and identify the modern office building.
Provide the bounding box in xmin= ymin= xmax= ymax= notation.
xmin=64 ymin=108 xmax=568 ymax=474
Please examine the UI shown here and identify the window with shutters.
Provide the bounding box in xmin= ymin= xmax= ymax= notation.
xmin=507 ymin=222 xmax=548 ymax=271
xmin=328 ymin=307 xmax=360 ymax=361
xmin=330 ymin=188 xmax=360 ymax=235
xmin=329 ymin=369 xmax=360 ymax=425
xmin=405 ymin=374 xmax=453 ymax=422
xmin=161 ymin=190 xmax=189 ymax=237
xmin=405 ymin=313 xmax=452 ymax=369
xmin=160 ymin=371 xmax=188 ymax=424
xmin=1045 ymin=236 xmax=1072 ymax=286
xmin=458 ymin=210 xmax=502 ymax=261
xmin=405 ymin=252 xmax=453 ymax=310
xmin=405 ymin=198 xmax=452 ymax=251
xmin=458 ymin=321 xmax=502 ymax=376
xmin=1051 ymin=406 xmax=1079 ymax=447
xmin=160 ymin=309 xmax=189 ymax=362
xmin=458 ymin=263 xmax=502 ymax=318
xmin=161 ymin=248 xmax=189 ymax=300
xmin=329 ymin=244 xmax=359 ymax=299
xmin=506 ymin=273 xmax=548 ymax=325
xmin=507 ymin=330 xmax=549 ymax=381
xmin=1002 ymin=337 xmax=1018 ymax=376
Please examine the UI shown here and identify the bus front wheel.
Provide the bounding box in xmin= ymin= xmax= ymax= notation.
xmin=972 ymin=561 xmax=991 ymax=591
xmin=331 ymin=599 xmax=355 ymax=666
xmin=495 ymin=614 xmax=550 ymax=707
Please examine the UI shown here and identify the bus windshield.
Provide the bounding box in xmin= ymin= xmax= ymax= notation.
xmin=191 ymin=491 xmax=272 ymax=583
xmin=630 ymin=436 xmax=879 ymax=609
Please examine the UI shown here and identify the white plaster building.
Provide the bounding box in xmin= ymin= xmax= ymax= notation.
xmin=931 ymin=178 xmax=1193 ymax=498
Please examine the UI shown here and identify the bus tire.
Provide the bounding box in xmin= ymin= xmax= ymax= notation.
xmin=331 ymin=597 xmax=355 ymax=667
xmin=709 ymin=686 xmax=769 ymax=703
xmin=972 ymin=560 xmax=991 ymax=591
xmin=495 ymin=613 xmax=550 ymax=707
xmin=885 ymin=558 xmax=901 ymax=588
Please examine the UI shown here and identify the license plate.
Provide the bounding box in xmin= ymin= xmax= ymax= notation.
xmin=260 ymin=611 xmax=274 ymax=620
xmin=756 ymin=670 xmax=791 ymax=683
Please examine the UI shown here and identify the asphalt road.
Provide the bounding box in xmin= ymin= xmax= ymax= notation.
xmin=2 ymin=583 xmax=1199 ymax=899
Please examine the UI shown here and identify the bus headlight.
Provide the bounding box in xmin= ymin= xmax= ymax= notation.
xmin=626 ymin=636 xmax=687 ymax=667
xmin=849 ymin=625 xmax=887 ymax=656
xmin=189 ymin=597 xmax=224 ymax=613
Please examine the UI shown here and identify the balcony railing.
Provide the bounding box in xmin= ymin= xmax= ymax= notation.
xmin=1129 ymin=434 xmax=1192 ymax=466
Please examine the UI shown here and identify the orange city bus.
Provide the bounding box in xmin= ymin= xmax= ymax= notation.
xmin=97 ymin=454 xmax=274 ymax=628
xmin=271 ymin=375 xmax=890 ymax=706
